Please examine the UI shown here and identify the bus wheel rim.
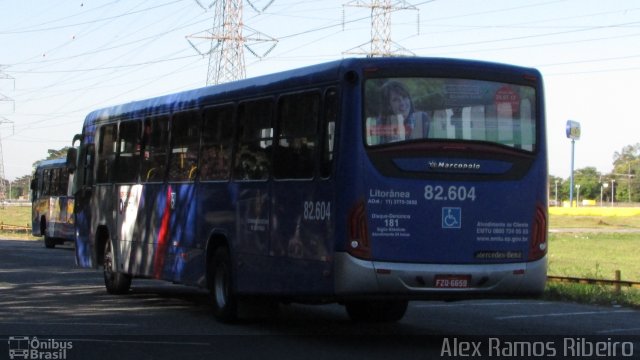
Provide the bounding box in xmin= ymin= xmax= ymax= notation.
xmin=214 ymin=264 xmax=228 ymax=308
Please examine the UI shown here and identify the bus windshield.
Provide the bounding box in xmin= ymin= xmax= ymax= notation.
xmin=364 ymin=77 xmax=537 ymax=151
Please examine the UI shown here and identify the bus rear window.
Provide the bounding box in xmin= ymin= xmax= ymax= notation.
xmin=364 ymin=78 xmax=536 ymax=151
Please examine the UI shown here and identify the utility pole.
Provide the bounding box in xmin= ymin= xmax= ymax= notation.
xmin=343 ymin=0 xmax=419 ymax=57
xmin=0 ymin=66 xmax=15 ymax=201
xmin=187 ymin=0 xmax=278 ymax=85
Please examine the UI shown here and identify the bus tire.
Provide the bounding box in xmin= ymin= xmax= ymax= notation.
xmin=345 ymin=300 xmax=408 ymax=322
xmin=41 ymin=219 xmax=55 ymax=249
xmin=208 ymin=247 xmax=238 ymax=323
xmin=44 ymin=234 xmax=56 ymax=249
xmin=103 ymin=240 xmax=131 ymax=295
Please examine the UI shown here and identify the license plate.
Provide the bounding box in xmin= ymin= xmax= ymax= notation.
xmin=434 ymin=275 xmax=471 ymax=288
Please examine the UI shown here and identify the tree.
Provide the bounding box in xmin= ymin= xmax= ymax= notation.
xmin=572 ymin=167 xmax=601 ymax=201
xmin=611 ymin=143 xmax=640 ymax=203
xmin=31 ymin=147 xmax=72 ymax=169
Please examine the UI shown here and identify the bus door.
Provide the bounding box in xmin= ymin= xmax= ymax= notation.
xmin=94 ymin=123 xmax=120 ymax=269
xmin=112 ymin=120 xmax=144 ymax=275
xmin=233 ymin=99 xmax=273 ymax=291
xmin=30 ymin=168 xmax=44 ymax=236
xmin=73 ymin=139 xmax=95 ymax=268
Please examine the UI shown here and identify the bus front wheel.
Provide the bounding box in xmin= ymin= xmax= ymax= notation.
xmin=208 ymin=247 xmax=238 ymax=323
xmin=103 ymin=240 xmax=131 ymax=295
xmin=345 ymin=300 xmax=408 ymax=322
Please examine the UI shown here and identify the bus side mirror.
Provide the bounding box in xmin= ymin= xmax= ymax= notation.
xmin=66 ymin=148 xmax=78 ymax=173
xmin=72 ymin=133 xmax=83 ymax=146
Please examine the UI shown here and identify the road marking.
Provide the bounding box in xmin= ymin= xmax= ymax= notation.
xmin=0 ymin=321 xmax=138 ymax=327
xmin=597 ymin=327 xmax=640 ymax=334
xmin=496 ymin=309 xmax=635 ymax=320
xmin=64 ymin=338 xmax=211 ymax=346
xmin=413 ymin=301 xmax=550 ymax=308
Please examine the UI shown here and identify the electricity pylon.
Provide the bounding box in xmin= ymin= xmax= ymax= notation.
xmin=187 ymin=0 xmax=278 ymax=85
xmin=0 ymin=66 xmax=14 ymax=201
xmin=344 ymin=0 xmax=418 ymax=57
xmin=0 ymin=118 xmax=14 ymax=201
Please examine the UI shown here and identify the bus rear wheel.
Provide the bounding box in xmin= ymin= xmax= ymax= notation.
xmin=41 ymin=219 xmax=55 ymax=249
xmin=44 ymin=234 xmax=56 ymax=249
xmin=345 ymin=300 xmax=408 ymax=322
xmin=103 ymin=240 xmax=131 ymax=295
xmin=208 ymin=247 xmax=238 ymax=323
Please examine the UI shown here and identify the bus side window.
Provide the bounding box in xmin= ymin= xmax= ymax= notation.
xmin=96 ymin=124 xmax=117 ymax=183
xmin=42 ymin=169 xmax=50 ymax=196
xmin=169 ymin=111 xmax=201 ymax=182
xmin=201 ymin=105 xmax=234 ymax=181
xmin=234 ymin=99 xmax=273 ymax=181
xmin=321 ymin=88 xmax=338 ymax=178
xmin=274 ymin=91 xmax=319 ymax=180
xmin=141 ymin=116 xmax=170 ymax=183
xmin=60 ymin=167 xmax=69 ymax=196
xmin=115 ymin=120 xmax=142 ymax=183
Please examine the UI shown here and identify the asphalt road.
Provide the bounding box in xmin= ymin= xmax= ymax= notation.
xmin=1 ymin=239 xmax=639 ymax=359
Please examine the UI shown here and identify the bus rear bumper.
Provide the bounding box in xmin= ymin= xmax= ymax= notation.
xmin=334 ymin=253 xmax=547 ymax=298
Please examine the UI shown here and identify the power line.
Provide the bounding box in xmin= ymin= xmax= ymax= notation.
xmin=0 ymin=0 xmax=185 ymax=35
xmin=414 ymin=20 xmax=640 ymax=52
xmin=9 ymin=54 xmax=201 ymax=74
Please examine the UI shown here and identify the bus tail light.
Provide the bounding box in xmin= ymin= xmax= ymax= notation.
xmin=348 ymin=200 xmax=371 ymax=259
xmin=529 ymin=203 xmax=548 ymax=261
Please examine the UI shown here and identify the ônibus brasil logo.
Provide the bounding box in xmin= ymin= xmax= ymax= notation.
xmin=8 ymin=336 xmax=73 ymax=360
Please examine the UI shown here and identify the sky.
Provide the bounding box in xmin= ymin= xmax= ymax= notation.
xmin=1 ymin=0 xmax=640 ymax=181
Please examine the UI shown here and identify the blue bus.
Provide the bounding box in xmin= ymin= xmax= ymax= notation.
xmin=31 ymin=158 xmax=75 ymax=248
xmin=67 ymin=57 xmax=547 ymax=322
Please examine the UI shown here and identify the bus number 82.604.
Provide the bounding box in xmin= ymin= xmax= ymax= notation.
xmin=424 ymin=185 xmax=477 ymax=202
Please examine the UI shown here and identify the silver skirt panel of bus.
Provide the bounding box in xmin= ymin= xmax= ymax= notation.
xmin=334 ymin=252 xmax=547 ymax=298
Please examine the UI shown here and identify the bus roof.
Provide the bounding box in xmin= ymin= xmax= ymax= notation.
xmin=82 ymin=57 xmax=540 ymax=124
xmin=35 ymin=158 xmax=68 ymax=170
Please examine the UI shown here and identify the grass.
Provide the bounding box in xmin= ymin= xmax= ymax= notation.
xmin=544 ymin=282 xmax=640 ymax=308
xmin=0 ymin=205 xmax=38 ymax=240
xmin=0 ymin=205 xmax=31 ymax=227
xmin=546 ymin=208 xmax=640 ymax=308
xmin=549 ymin=206 xmax=640 ymax=229
xmin=548 ymin=232 xmax=640 ymax=281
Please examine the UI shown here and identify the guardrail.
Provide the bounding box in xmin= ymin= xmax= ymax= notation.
xmin=0 ymin=201 xmax=31 ymax=207
xmin=0 ymin=223 xmax=31 ymax=233
xmin=548 ymin=272 xmax=640 ymax=294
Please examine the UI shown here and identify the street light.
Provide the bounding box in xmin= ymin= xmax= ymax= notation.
xmin=554 ymin=180 xmax=559 ymax=207
xmin=611 ymin=179 xmax=616 ymax=207
xmin=576 ymin=184 xmax=581 ymax=207
xmin=601 ymin=182 xmax=608 ymax=207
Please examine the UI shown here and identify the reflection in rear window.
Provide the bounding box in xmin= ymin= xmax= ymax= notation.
xmin=364 ymin=78 xmax=536 ymax=152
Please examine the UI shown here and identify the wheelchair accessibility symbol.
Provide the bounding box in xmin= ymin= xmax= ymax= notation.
xmin=442 ymin=207 xmax=461 ymax=229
